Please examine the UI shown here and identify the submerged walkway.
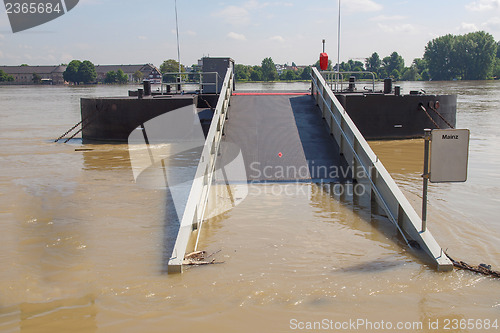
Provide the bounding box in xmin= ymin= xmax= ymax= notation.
xmin=216 ymin=93 xmax=350 ymax=183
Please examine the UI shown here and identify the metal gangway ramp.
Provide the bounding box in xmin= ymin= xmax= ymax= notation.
xmin=218 ymin=92 xmax=350 ymax=183
xmin=167 ymin=66 xmax=452 ymax=273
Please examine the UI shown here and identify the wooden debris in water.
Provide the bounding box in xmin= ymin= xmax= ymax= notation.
xmin=183 ymin=250 xmax=223 ymax=266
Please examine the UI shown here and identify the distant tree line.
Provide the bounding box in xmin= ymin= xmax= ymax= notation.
xmin=235 ymin=57 xmax=312 ymax=82
xmin=233 ymin=31 xmax=499 ymax=82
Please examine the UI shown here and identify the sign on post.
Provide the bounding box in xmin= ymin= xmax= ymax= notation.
xmin=430 ymin=129 xmax=470 ymax=183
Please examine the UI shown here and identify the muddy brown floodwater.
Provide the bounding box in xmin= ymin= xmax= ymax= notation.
xmin=0 ymin=82 xmax=499 ymax=332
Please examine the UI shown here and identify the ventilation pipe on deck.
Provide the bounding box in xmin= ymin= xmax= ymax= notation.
xmin=143 ymin=80 xmax=151 ymax=96
xmin=384 ymin=78 xmax=392 ymax=94
xmin=395 ymin=86 xmax=401 ymax=96
xmin=348 ymin=76 xmax=356 ymax=91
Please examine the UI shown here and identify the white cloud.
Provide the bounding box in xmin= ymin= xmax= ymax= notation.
xmin=138 ymin=36 xmax=147 ymax=40
xmin=186 ymin=30 xmax=197 ymax=36
xmin=212 ymin=5 xmax=251 ymax=26
xmin=458 ymin=22 xmax=479 ymax=32
xmin=227 ymin=32 xmax=247 ymax=41
xmin=377 ymin=23 xmax=417 ymax=34
xmin=0 ymin=34 xmax=4 ymax=40
xmin=0 ymin=51 xmax=3 ymax=58
xmin=370 ymin=15 xmax=406 ymax=22
xmin=482 ymin=17 xmax=500 ymax=29
xmin=466 ymin=0 xmax=500 ymax=11
xmin=212 ymin=1 xmax=286 ymax=26
xmin=269 ymin=35 xmax=285 ymax=42
xmin=344 ymin=0 xmax=382 ymax=13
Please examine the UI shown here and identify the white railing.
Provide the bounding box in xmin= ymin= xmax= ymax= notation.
xmin=311 ymin=67 xmax=452 ymax=271
xmin=321 ymin=71 xmax=377 ymax=92
xmin=168 ymin=66 xmax=233 ymax=273
xmin=160 ymin=72 xmax=221 ymax=94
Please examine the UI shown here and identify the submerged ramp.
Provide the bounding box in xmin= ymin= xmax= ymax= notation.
xmin=218 ymin=93 xmax=350 ymax=183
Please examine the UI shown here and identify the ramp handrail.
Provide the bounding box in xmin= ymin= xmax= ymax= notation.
xmin=311 ymin=67 xmax=452 ymax=271
xmin=168 ymin=66 xmax=234 ymax=273
xmin=160 ymin=72 xmax=221 ymax=94
xmin=321 ymin=71 xmax=376 ymax=92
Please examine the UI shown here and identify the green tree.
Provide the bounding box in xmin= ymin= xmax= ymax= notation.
xmin=160 ymin=59 xmax=185 ymax=73
xmin=300 ymin=66 xmax=312 ymax=80
xmin=493 ymin=58 xmax=500 ymax=78
xmin=32 ymin=73 xmax=42 ymax=84
xmin=235 ymin=64 xmax=251 ymax=81
xmin=133 ymin=70 xmax=144 ymax=82
xmin=250 ymin=66 xmax=262 ymax=81
xmin=424 ymin=34 xmax=459 ymax=80
xmin=261 ymin=57 xmax=278 ymax=81
xmin=365 ymin=52 xmax=381 ymax=76
xmin=457 ymin=31 xmax=497 ymax=80
xmin=63 ymin=60 xmax=81 ymax=84
xmin=20 ymin=64 xmax=28 ymax=67
xmin=382 ymin=52 xmax=404 ymax=79
xmin=411 ymin=58 xmax=430 ymax=80
xmin=116 ymin=69 xmax=128 ymax=84
xmin=280 ymin=69 xmax=296 ymax=81
xmin=425 ymin=31 xmax=497 ymax=80
xmin=77 ymin=60 xmax=97 ymax=84
xmin=0 ymin=70 xmax=14 ymax=82
xmin=160 ymin=59 xmax=185 ymax=83
xmin=104 ymin=71 xmax=117 ymax=83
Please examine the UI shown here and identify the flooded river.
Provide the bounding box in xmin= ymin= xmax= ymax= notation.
xmin=0 ymin=82 xmax=499 ymax=332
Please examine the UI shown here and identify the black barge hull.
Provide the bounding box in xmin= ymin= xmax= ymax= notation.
xmin=80 ymin=92 xmax=456 ymax=142
xmin=335 ymin=93 xmax=457 ymax=140
xmin=81 ymin=95 xmax=198 ymax=142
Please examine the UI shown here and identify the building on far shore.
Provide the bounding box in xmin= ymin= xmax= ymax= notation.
xmin=0 ymin=63 xmax=162 ymax=85
xmin=95 ymin=64 xmax=162 ymax=84
xmin=0 ymin=65 xmax=66 ymax=84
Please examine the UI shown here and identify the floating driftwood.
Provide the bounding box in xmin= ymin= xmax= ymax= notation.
xmin=183 ymin=250 xmax=223 ymax=266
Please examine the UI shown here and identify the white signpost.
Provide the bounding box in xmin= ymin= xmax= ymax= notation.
xmin=430 ymin=129 xmax=470 ymax=183
xmin=422 ymin=129 xmax=470 ymax=231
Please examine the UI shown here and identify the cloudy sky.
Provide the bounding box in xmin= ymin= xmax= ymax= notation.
xmin=0 ymin=0 xmax=499 ymax=67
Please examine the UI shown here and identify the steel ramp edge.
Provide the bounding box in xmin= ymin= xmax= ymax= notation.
xmin=312 ymin=68 xmax=452 ymax=271
xmin=167 ymin=67 xmax=233 ymax=273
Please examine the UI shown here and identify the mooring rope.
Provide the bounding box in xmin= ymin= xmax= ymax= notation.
xmin=446 ymin=252 xmax=500 ymax=279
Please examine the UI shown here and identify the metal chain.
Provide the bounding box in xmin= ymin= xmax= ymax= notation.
xmin=429 ymin=105 xmax=455 ymax=129
xmin=446 ymin=252 xmax=500 ymax=279
xmin=419 ymin=104 xmax=440 ymax=128
xmin=56 ymin=100 xmax=102 ymax=143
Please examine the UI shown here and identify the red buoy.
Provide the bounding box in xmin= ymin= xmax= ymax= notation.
xmin=320 ymin=53 xmax=328 ymax=71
